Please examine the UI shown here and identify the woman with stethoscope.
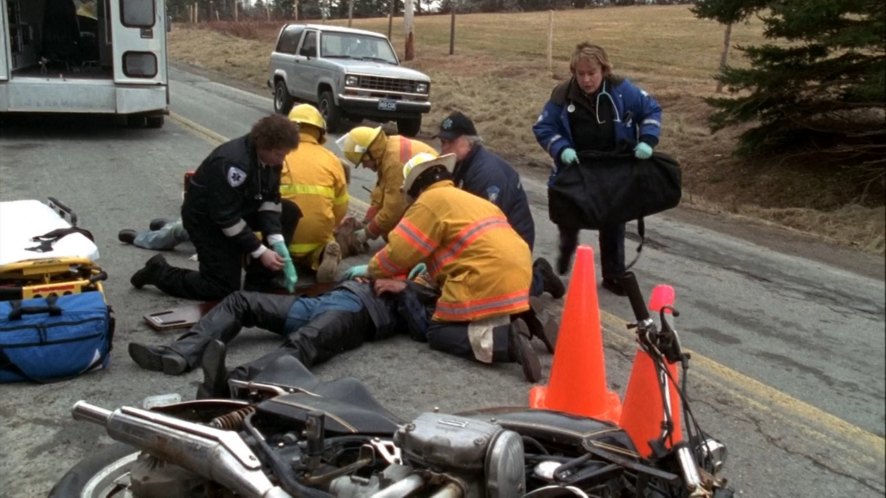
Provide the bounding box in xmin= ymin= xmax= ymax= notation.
xmin=533 ymin=41 xmax=663 ymax=296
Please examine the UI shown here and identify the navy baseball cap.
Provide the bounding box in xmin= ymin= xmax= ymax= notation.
xmin=436 ymin=111 xmax=478 ymax=140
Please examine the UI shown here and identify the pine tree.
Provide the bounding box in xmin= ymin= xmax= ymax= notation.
xmin=693 ymin=0 xmax=885 ymax=175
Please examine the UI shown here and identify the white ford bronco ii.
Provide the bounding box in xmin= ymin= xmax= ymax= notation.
xmin=268 ymin=24 xmax=432 ymax=137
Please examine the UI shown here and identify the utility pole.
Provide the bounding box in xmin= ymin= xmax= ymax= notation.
xmin=404 ymin=0 xmax=415 ymax=61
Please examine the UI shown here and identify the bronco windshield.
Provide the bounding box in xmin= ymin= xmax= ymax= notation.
xmin=320 ymin=32 xmax=399 ymax=64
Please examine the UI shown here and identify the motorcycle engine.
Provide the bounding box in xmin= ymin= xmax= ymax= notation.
xmin=394 ymin=412 xmax=525 ymax=497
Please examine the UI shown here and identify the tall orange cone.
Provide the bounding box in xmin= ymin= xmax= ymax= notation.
xmin=619 ymin=351 xmax=683 ymax=457
xmin=620 ymin=284 xmax=682 ymax=457
xmin=529 ymin=245 xmax=622 ymax=423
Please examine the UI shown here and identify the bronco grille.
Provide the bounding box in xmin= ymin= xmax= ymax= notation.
xmin=357 ymin=75 xmax=424 ymax=94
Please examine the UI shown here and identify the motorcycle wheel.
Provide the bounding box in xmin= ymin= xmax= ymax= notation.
xmin=49 ymin=443 xmax=140 ymax=498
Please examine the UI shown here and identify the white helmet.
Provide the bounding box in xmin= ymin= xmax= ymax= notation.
xmin=402 ymin=152 xmax=456 ymax=196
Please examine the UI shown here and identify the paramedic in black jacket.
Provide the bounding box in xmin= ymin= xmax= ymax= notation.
xmin=438 ymin=111 xmax=565 ymax=299
xmin=128 ymin=274 xmax=440 ymax=382
xmin=130 ymin=115 xmax=301 ymax=301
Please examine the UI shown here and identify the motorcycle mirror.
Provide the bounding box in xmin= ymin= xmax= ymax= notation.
xmin=648 ymin=284 xmax=675 ymax=313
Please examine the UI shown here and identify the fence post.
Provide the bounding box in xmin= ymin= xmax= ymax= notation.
xmin=547 ymin=10 xmax=553 ymax=74
xmin=449 ymin=1 xmax=456 ymax=55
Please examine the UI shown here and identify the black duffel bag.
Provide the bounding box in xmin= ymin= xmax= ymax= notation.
xmin=547 ymin=151 xmax=682 ymax=230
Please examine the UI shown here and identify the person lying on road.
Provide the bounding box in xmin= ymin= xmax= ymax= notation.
xmin=128 ymin=267 xmax=438 ymax=385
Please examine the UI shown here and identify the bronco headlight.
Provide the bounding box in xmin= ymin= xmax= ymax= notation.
xmin=415 ymin=82 xmax=429 ymax=94
xmin=344 ymin=74 xmax=359 ymax=87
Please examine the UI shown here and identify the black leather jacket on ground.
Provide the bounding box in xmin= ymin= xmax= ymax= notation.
xmin=339 ymin=280 xmax=439 ymax=341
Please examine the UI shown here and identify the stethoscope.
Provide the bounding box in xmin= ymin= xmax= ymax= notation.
xmin=566 ymin=80 xmax=623 ymax=125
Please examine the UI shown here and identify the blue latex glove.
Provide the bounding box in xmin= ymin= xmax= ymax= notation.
xmin=342 ymin=264 xmax=369 ymax=280
xmin=271 ymin=241 xmax=289 ymax=260
xmin=271 ymin=241 xmax=297 ymax=292
xmin=282 ymin=260 xmax=297 ymax=292
xmin=634 ymin=142 xmax=653 ymax=160
xmin=408 ymin=262 xmax=427 ymax=280
xmin=560 ymin=148 xmax=579 ymax=165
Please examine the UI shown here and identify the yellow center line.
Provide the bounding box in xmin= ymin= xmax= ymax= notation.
xmin=171 ymin=111 xmax=883 ymax=456
xmin=170 ymin=111 xmax=228 ymax=144
xmin=169 ymin=111 xmax=372 ymax=211
xmin=599 ymin=311 xmax=885 ymax=459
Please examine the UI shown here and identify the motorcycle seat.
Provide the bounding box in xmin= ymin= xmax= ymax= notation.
xmin=257 ymin=377 xmax=405 ymax=436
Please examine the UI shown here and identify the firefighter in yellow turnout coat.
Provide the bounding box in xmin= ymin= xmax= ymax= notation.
xmin=338 ymin=127 xmax=436 ymax=244
xmin=282 ymin=105 xmax=349 ymax=282
xmin=345 ymin=152 xmax=543 ymax=382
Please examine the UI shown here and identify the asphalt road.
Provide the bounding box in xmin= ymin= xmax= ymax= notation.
xmin=0 ymin=64 xmax=883 ymax=497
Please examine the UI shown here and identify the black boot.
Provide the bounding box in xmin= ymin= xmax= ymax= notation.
xmin=130 ymin=254 xmax=168 ymax=289
xmin=196 ymin=340 xmax=229 ymax=399
xmin=556 ymin=228 xmax=579 ymax=275
xmin=118 ymin=229 xmax=136 ymax=245
xmin=128 ymin=342 xmax=188 ymax=375
xmin=149 ymin=218 xmax=169 ymax=231
xmin=508 ymin=319 xmax=541 ymax=383
xmin=521 ymin=300 xmax=557 ymax=354
xmin=534 ymin=257 xmax=566 ymax=299
xmin=601 ymin=278 xmax=627 ymax=296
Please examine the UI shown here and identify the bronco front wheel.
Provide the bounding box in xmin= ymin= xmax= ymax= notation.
xmin=274 ymin=80 xmax=294 ymax=115
xmin=397 ymin=116 xmax=422 ymax=137
xmin=318 ymin=90 xmax=345 ymax=133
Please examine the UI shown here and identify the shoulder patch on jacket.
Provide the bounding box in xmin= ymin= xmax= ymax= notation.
xmin=226 ymin=165 xmax=247 ymax=187
xmin=486 ymin=185 xmax=501 ymax=203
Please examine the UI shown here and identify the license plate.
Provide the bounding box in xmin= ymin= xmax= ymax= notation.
xmin=378 ymin=99 xmax=397 ymax=111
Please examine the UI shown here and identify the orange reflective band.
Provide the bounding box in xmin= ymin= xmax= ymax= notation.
xmin=430 ymin=217 xmax=511 ymax=271
xmin=434 ymin=289 xmax=530 ymax=321
xmin=392 ymin=218 xmax=437 ymax=257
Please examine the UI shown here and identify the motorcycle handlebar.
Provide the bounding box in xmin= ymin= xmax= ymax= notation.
xmin=619 ymin=272 xmax=650 ymax=323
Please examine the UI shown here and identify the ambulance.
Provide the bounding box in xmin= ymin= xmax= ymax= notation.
xmin=0 ymin=0 xmax=168 ymax=127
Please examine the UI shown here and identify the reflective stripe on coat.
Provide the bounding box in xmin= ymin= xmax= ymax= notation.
xmin=368 ymin=181 xmax=531 ymax=322
xmin=281 ymin=133 xmax=349 ymax=265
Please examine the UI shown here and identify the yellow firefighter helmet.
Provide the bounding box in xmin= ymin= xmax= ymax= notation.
xmin=336 ymin=126 xmax=383 ymax=167
xmin=288 ymin=104 xmax=327 ymax=143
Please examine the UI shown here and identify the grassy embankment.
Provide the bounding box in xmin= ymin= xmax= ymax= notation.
xmin=168 ymin=5 xmax=885 ymax=254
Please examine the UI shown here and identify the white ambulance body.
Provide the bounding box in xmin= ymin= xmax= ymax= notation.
xmin=0 ymin=0 xmax=168 ymax=127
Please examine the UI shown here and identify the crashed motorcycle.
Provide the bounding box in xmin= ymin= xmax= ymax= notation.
xmin=51 ymin=272 xmax=733 ymax=497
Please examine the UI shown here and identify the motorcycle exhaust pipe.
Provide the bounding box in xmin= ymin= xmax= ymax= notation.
xmin=72 ymin=401 xmax=292 ymax=498
xmin=370 ymin=473 xmax=426 ymax=497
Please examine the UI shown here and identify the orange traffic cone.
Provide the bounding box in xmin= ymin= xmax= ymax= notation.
xmin=529 ymin=245 xmax=622 ymax=423
xmin=619 ymin=350 xmax=683 ymax=458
